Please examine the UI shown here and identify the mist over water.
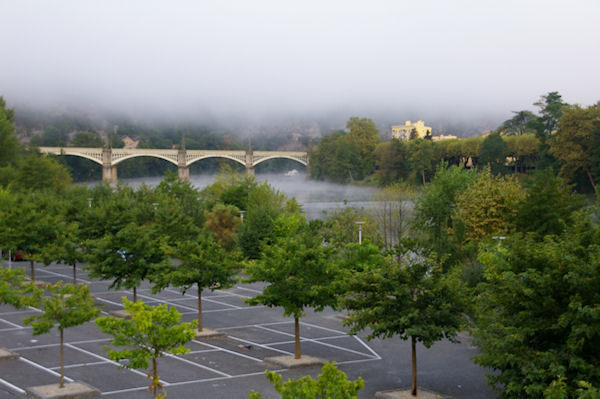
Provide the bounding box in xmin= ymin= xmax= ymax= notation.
xmin=121 ymin=172 xmax=377 ymax=220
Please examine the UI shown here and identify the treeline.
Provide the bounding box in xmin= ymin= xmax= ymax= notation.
xmin=310 ymin=92 xmax=600 ymax=193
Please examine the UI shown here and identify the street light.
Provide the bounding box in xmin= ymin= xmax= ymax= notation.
xmin=87 ymin=198 xmax=93 ymax=208
xmin=239 ymin=210 xmax=246 ymax=224
xmin=355 ymin=221 xmax=365 ymax=245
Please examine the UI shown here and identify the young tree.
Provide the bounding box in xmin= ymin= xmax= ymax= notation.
xmin=24 ymin=282 xmax=100 ymax=388
xmin=248 ymin=362 xmax=364 ymax=399
xmin=152 ymin=234 xmax=239 ymax=334
xmin=407 ymin=139 xmax=436 ymax=185
xmin=245 ymin=214 xmax=338 ymax=359
xmin=96 ymin=299 xmax=196 ymax=398
xmin=0 ymin=267 xmax=41 ymax=308
xmin=0 ymin=96 xmax=20 ymax=167
xmin=341 ymin=244 xmax=467 ymax=396
xmin=371 ymin=183 xmax=415 ymax=250
xmin=204 ymin=203 xmax=241 ymax=250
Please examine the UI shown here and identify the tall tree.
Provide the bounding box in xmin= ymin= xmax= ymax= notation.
xmin=407 ymin=139 xmax=436 ymax=185
xmin=497 ymin=110 xmax=537 ymax=135
xmin=0 ymin=97 xmax=19 ymax=167
xmin=479 ymin=132 xmax=508 ymax=175
xmin=245 ymin=213 xmax=338 ymax=359
xmin=549 ymin=102 xmax=600 ymax=192
xmin=375 ymin=140 xmax=409 ymax=185
xmin=341 ymin=243 xmax=467 ymax=396
xmin=69 ymin=131 xmax=104 ymax=147
xmin=151 ymin=234 xmax=239 ymax=334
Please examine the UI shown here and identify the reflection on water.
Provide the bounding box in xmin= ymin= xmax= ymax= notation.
xmin=120 ymin=172 xmax=378 ymax=220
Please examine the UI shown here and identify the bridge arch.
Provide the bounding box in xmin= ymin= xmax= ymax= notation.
xmin=112 ymin=153 xmax=178 ymax=166
xmin=186 ymin=155 xmax=246 ymax=168
xmin=252 ymin=155 xmax=308 ymax=167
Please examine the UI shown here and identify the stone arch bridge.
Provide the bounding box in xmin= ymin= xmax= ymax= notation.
xmin=38 ymin=147 xmax=309 ymax=183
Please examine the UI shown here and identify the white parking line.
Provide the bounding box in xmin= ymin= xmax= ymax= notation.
xmin=36 ymin=268 xmax=91 ymax=284
xmin=192 ymin=339 xmax=267 ymax=362
xmin=19 ymin=357 xmax=74 ymax=382
xmin=0 ymin=377 xmax=26 ymax=395
xmin=0 ymin=317 xmax=23 ymax=328
xmin=163 ymin=352 xmax=231 ymax=378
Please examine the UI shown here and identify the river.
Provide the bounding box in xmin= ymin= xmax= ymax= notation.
xmin=120 ymin=172 xmax=379 ymax=220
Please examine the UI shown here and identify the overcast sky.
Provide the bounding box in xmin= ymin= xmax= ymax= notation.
xmin=1 ymin=0 xmax=599 ymax=126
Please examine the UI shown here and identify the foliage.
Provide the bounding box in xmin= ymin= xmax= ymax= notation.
xmin=87 ymin=222 xmax=170 ymax=299
xmin=0 ymin=97 xmax=19 ymax=167
xmin=549 ymin=102 xmax=600 ymax=192
xmin=407 ymin=138 xmax=436 ymax=185
xmin=0 ymin=267 xmax=41 ymax=308
xmin=248 ymin=362 xmax=364 ymax=399
xmin=473 ymin=229 xmax=600 ymax=398
xmin=341 ymin=243 xmax=467 ymax=395
xmin=1 ymin=153 xmax=72 ymax=192
xmin=96 ymin=298 xmax=196 ymax=398
xmin=374 ymin=139 xmax=409 ymax=185
xmin=245 ymin=214 xmax=338 ymax=358
xmin=479 ymin=132 xmax=508 ymax=175
xmin=152 ymin=234 xmax=239 ymax=332
xmin=413 ymin=163 xmax=477 ymax=267
xmin=516 ymin=168 xmax=586 ymax=238
xmin=24 ymin=282 xmax=99 ymax=387
xmin=498 ymin=110 xmax=537 ymax=135
xmin=205 ymin=203 xmax=241 ymax=250
xmin=70 ymin=131 xmax=105 ymax=147
xmin=454 ymin=167 xmax=524 ymax=243
xmin=371 ymin=183 xmax=415 ymax=250
xmin=320 ymin=207 xmax=380 ymax=249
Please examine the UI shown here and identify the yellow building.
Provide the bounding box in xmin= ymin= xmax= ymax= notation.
xmin=392 ymin=120 xmax=432 ymax=141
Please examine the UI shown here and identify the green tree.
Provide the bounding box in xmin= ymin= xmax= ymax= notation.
xmin=152 ymin=235 xmax=239 ymax=334
xmin=516 ymin=168 xmax=585 ymax=238
xmin=0 ymin=97 xmax=19 ymax=167
xmin=87 ymin=222 xmax=170 ymax=302
xmin=346 ymin=117 xmax=380 ymax=179
xmin=341 ymin=244 xmax=467 ymax=396
xmin=479 ymin=132 xmax=508 ymax=175
xmin=24 ymin=282 xmax=100 ymax=388
xmin=407 ymin=139 xmax=436 ymax=185
xmin=374 ymin=140 xmax=409 ymax=185
xmin=245 ymin=214 xmax=339 ymax=359
xmin=371 ymin=183 xmax=415 ymax=250
xmin=498 ymin=110 xmax=537 ymax=135
xmin=473 ymin=229 xmax=600 ymax=398
xmin=42 ymin=125 xmax=69 ymax=147
xmin=70 ymin=131 xmax=104 ymax=147
xmin=549 ymin=102 xmax=600 ymax=192
xmin=248 ymin=362 xmax=364 ymax=399
xmin=96 ymin=299 xmax=196 ymax=398
xmin=0 ymin=267 xmax=41 ymax=308
xmin=7 ymin=153 xmax=72 ymax=192
xmin=205 ymin=203 xmax=241 ymax=250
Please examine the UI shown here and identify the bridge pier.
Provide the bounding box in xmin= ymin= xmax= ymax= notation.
xmin=177 ymin=149 xmax=190 ymax=181
xmin=245 ymin=150 xmax=255 ymax=177
xmin=102 ymin=148 xmax=117 ymax=183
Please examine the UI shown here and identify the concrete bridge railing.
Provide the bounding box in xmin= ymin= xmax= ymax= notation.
xmin=38 ymin=147 xmax=309 ymax=183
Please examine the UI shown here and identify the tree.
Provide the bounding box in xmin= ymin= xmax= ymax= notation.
xmin=24 ymin=282 xmax=100 ymax=388
xmin=205 ymin=203 xmax=241 ymax=250
xmin=453 ymin=168 xmax=524 ymax=243
xmin=152 ymin=235 xmax=239 ymax=334
xmin=473 ymin=229 xmax=600 ymax=397
xmin=516 ymin=168 xmax=585 ymax=238
xmin=413 ymin=162 xmax=477 ymax=267
xmin=341 ymin=243 xmax=467 ymax=396
xmin=245 ymin=214 xmax=339 ymax=359
xmin=248 ymin=362 xmax=364 ymax=399
xmin=497 ymin=110 xmax=537 ymax=135
xmin=320 ymin=207 xmax=380 ymax=249
xmin=42 ymin=125 xmax=69 ymax=147
xmin=70 ymin=131 xmax=104 ymax=147
xmin=374 ymin=140 xmax=409 ymax=185
xmin=87 ymin=222 xmax=170 ymax=302
xmin=407 ymin=139 xmax=436 ymax=185
xmin=0 ymin=97 xmax=19 ymax=167
xmin=479 ymin=132 xmax=508 ymax=175
xmin=0 ymin=267 xmax=40 ymax=308
xmin=96 ymin=299 xmax=196 ymax=398
xmin=549 ymin=102 xmax=600 ymax=192
xmin=371 ymin=183 xmax=415 ymax=250
xmin=346 ymin=116 xmax=379 ymax=179
xmin=11 ymin=153 xmax=72 ymax=192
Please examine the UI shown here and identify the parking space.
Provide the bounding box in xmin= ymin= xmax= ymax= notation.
xmin=0 ymin=262 xmax=496 ymax=398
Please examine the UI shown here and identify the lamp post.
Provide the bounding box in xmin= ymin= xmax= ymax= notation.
xmin=239 ymin=211 xmax=246 ymax=224
xmin=87 ymin=198 xmax=93 ymax=208
xmin=355 ymin=221 xmax=365 ymax=245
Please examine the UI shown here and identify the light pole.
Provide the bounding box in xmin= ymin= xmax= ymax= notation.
xmin=239 ymin=210 xmax=246 ymax=224
xmin=355 ymin=221 xmax=365 ymax=245
xmin=87 ymin=198 xmax=93 ymax=208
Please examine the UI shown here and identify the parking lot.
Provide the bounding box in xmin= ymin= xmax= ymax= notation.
xmin=0 ymin=262 xmax=496 ymax=398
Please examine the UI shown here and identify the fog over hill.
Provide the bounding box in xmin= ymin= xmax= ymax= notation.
xmin=2 ymin=1 xmax=599 ymax=140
